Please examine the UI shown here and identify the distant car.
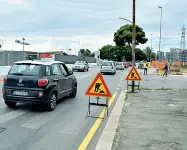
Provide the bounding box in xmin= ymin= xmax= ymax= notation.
xmin=2 ymin=60 xmax=77 ymax=111
xmin=100 ymin=61 xmax=116 ymax=75
xmin=123 ymin=62 xmax=129 ymax=68
xmin=72 ymin=61 xmax=89 ymax=72
xmin=128 ymin=63 xmax=132 ymax=66
xmin=116 ymin=62 xmax=125 ymax=70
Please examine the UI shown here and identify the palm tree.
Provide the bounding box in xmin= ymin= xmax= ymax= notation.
xmin=144 ymin=46 xmax=153 ymax=62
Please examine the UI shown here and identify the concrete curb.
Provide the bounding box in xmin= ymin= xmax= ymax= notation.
xmin=95 ymin=90 xmax=127 ymax=150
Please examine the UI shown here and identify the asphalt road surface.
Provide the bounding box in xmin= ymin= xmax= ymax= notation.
xmin=0 ymin=66 xmax=128 ymax=150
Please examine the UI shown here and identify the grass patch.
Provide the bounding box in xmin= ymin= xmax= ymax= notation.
xmin=155 ymin=87 xmax=174 ymax=90
xmin=140 ymin=87 xmax=174 ymax=91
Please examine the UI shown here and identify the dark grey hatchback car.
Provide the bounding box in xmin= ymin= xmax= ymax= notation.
xmin=2 ymin=60 xmax=77 ymax=111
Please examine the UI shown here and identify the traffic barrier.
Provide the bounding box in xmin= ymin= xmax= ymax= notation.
xmin=147 ymin=62 xmax=151 ymax=68
xmin=85 ymin=72 xmax=112 ymax=118
xmin=151 ymin=60 xmax=170 ymax=70
xmin=125 ymin=66 xmax=142 ymax=93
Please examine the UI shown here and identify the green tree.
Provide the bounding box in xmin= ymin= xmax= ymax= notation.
xmin=114 ymin=24 xmax=148 ymax=47
xmin=100 ymin=45 xmax=134 ymax=62
xmin=62 ymin=52 xmax=68 ymax=55
xmin=99 ymin=45 xmax=114 ymax=60
xmin=135 ymin=48 xmax=147 ymax=61
xmin=83 ymin=49 xmax=91 ymax=56
xmin=144 ymin=46 xmax=153 ymax=61
xmin=90 ymin=53 xmax=95 ymax=57
xmin=80 ymin=49 xmax=91 ymax=57
xmin=151 ymin=52 xmax=156 ymax=60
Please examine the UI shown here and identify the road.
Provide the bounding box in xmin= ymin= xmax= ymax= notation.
xmin=0 ymin=66 xmax=129 ymax=150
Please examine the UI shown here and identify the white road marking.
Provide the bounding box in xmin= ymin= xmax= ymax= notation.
xmin=21 ymin=104 xmax=69 ymax=129
xmin=0 ymin=109 xmax=29 ymax=123
xmin=21 ymin=111 xmax=57 ymax=129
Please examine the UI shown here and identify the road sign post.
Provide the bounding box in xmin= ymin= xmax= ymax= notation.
xmin=125 ymin=66 xmax=142 ymax=93
xmin=85 ymin=72 xmax=111 ymax=119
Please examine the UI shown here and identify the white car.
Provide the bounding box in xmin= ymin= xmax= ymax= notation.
xmin=72 ymin=61 xmax=89 ymax=72
xmin=100 ymin=61 xmax=116 ymax=75
xmin=116 ymin=62 xmax=125 ymax=70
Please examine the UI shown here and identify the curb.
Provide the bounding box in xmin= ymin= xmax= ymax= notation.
xmin=95 ymin=90 xmax=127 ymax=150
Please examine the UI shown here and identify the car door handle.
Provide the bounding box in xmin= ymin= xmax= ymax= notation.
xmin=53 ymin=79 xmax=59 ymax=82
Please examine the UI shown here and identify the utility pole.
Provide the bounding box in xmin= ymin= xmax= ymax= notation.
xmin=158 ymin=6 xmax=162 ymax=71
xmin=131 ymin=0 xmax=136 ymax=93
xmin=180 ymin=26 xmax=185 ymax=67
xmin=132 ymin=0 xmax=136 ymax=66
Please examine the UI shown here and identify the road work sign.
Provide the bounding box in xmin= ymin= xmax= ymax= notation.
xmin=85 ymin=72 xmax=112 ymax=97
xmin=126 ymin=66 xmax=142 ymax=81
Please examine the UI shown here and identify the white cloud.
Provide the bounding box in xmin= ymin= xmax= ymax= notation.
xmin=0 ymin=0 xmax=187 ymax=53
xmin=0 ymin=27 xmax=9 ymax=31
xmin=0 ymin=35 xmax=114 ymax=54
xmin=7 ymin=0 xmax=25 ymax=5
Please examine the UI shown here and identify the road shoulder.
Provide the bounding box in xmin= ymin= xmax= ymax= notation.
xmin=95 ymin=90 xmax=127 ymax=150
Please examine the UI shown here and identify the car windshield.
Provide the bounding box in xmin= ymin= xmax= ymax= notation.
xmin=75 ymin=61 xmax=85 ymax=65
xmin=9 ymin=64 xmax=42 ymax=76
xmin=102 ymin=62 xmax=112 ymax=66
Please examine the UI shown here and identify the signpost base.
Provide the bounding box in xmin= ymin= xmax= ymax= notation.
xmin=86 ymin=96 xmax=109 ymax=119
xmin=127 ymin=80 xmax=140 ymax=93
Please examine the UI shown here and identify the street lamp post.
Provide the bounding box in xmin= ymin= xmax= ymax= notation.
xmin=15 ymin=38 xmax=30 ymax=60
xmin=22 ymin=38 xmax=25 ymax=51
xmin=150 ymin=34 xmax=152 ymax=49
xmin=158 ymin=6 xmax=162 ymax=71
xmin=119 ymin=17 xmax=135 ymax=65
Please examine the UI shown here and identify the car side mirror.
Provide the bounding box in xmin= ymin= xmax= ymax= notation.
xmin=69 ymin=70 xmax=73 ymax=75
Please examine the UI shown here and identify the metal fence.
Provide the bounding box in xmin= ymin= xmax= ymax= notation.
xmin=55 ymin=54 xmax=96 ymax=64
xmin=0 ymin=51 xmax=25 ymax=66
xmin=0 ymin=51 xmax=96 ymax=66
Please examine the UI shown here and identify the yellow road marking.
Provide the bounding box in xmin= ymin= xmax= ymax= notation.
xmin=77 ymin=92 xmax=118 ymax=150
xmin=116 ymin=88 xmax=120 ymax=90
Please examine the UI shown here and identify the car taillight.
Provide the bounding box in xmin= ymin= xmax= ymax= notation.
xmin=3 ymin=76 xmax=7 ymax=83
xmin=38 ymin=79 xmax=48 ymax=87
xmin=2 ymin=89 xmax=5 ymax=94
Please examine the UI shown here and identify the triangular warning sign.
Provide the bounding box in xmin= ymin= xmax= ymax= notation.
xmin=125 ymin=66 xmax=142 ymax=81
xmin=85 ymin=72 xmax=112 ymax=98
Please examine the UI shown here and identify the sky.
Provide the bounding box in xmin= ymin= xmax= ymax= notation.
xmin=0 ymin=0 xmax=187 ymax=54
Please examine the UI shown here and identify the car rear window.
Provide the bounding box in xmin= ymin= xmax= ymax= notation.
xmin=117 ymin=62 xmax=123 ymax=65
xmin=75 ymin=61 xmax=85 ymax=65
xmin=9 ymin=64 xmax=42 ymax=76
xmin=102 ymin=62 xmax=112 ymax=66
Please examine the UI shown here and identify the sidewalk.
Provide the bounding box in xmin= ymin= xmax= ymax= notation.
xmin=111 ymin=69 xmax=187 ymax=150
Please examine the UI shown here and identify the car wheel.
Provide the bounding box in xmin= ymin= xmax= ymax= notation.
xmin=47 ymin=92 xmax=57 ymax=111
xmin=5 ymin=101 xmax=17 ymax=108
xmin=69 ymin=83 xmax=77 ymax=98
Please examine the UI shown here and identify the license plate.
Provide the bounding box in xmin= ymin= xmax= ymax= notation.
xmin=13 ymin=91 xmax=28 ymax=96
